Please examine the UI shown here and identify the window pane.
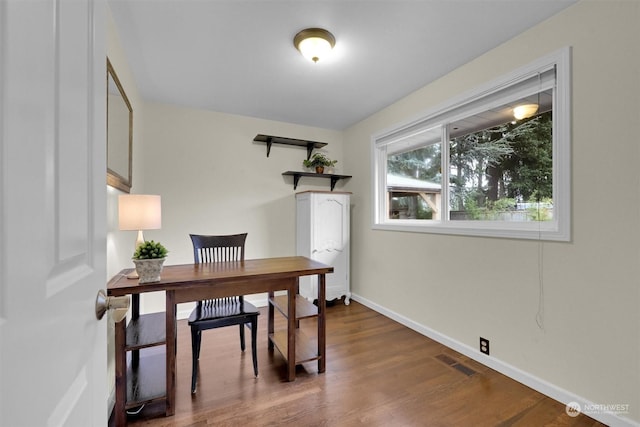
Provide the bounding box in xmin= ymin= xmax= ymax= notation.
xmin=449 ymin=93 xmax=553 ymax=221
xmin=387 ymin=127 xmax=442 ymax=220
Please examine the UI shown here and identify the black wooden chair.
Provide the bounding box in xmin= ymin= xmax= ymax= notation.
xmin=188 ymin=233 xmax=259 ymax=393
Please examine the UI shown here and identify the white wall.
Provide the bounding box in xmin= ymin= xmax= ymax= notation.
xmin=343 ymin=1 xmax=639 ymax=425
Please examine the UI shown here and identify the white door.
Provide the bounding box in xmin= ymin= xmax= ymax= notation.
xmin=0 ymin=1 xmax=107 ymax=426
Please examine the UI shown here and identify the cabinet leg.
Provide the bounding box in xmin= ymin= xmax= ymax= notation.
xmin=344 ymin=292 xmax=351 ymax=306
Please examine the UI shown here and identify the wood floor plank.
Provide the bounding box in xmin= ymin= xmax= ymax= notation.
xmin=117 ymin=301 xmax=606 ymax=427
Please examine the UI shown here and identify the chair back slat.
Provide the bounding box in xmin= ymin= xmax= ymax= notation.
xmin=189 ymin=233 xmax=248 ymax=309
xmin=190 ymin=233 xmax=246 ymax=264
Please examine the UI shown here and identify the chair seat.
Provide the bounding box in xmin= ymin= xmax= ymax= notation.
xmin=188 ymin=300 xmax=260 ymax=324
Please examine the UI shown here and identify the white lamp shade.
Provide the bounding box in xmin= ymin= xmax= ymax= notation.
xmin=118 ymin=194 xmax=162 ymax=231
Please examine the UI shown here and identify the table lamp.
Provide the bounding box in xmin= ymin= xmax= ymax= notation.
xmin=118 ymin=194 xmax=162 ymax=278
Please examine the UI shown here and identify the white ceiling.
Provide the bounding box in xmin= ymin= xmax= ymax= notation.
xmin=109 ymin=0 xmax=575 ymax=131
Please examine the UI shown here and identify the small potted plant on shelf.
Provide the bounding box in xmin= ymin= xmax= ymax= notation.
xmin=132 ymin=240 xmax=168 ymax=283
xmin=303 ymin=153 xmax=337 ymax=174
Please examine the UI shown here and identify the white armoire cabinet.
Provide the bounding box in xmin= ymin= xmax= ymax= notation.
xmin=296 ymin=191 xmax=351 ymax=305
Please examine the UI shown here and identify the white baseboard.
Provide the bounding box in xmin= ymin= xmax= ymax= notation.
xmin=351 ymin=293 xmax=638 ymax=427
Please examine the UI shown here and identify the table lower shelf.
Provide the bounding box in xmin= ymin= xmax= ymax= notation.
xmin=268 ymin=330 xmax=320 ymax=365
xmin=126 ymin=312 xmax=166 ymax=350
xmin=269 ymin=294 xmax=318 ymax=320
xmin=126 ymin=348 xmax=166 ymax=409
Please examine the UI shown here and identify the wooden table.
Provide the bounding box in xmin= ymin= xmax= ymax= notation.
xmin=107 ymin=256 xmax=333 ymax=426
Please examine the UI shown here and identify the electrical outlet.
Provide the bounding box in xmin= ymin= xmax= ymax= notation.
xmin=480 ymin=337 xmax=490 ymax=355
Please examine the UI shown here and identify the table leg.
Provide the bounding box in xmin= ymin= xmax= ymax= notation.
xmin=114 ymin=318 xmax=126 ymax=426
xmin=131 ymin=294 xmax=140 ymax=368
xmin=318 ymin=274 xmax=326 ymax=374
xmin=165 ymin=291 xmax=176 ymax=416
xmin=267 ymin=291 xmax=274 ymax=350
xmin=286 ymin=280 xmax=296 ymax=381
xmin=295 ymin=277 xmax=300 ymax=329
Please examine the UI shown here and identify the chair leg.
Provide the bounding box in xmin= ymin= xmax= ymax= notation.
xmin=191 ymin=328 xmax=201 ymax=393
xmin=239 ymin=323 xmax=246 ymax=352
xmin=251 ymin=318 xmax=258 ymax=378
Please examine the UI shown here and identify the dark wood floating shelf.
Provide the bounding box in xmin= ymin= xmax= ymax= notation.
xmin=282 ymin=171 xmax=352 ymax=191
xmin=254 ymin=134 xmax=327 ymax=160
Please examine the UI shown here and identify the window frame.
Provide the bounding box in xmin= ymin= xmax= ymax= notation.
xmin=371 ymin=47 xmax=571 ymax=241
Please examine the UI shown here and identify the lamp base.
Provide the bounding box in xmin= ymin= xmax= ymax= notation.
xmin=126 ymin=229 xmax=145 ymax=279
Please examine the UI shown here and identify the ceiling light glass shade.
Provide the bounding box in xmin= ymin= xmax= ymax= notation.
xmin=294 ymin=28 xmax=336 ymax=63
xmin=513 ymin=104 xmax=539 ymax=120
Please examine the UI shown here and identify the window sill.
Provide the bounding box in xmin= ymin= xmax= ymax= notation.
xmin=372 ymin=220 xmax=569 ymax=242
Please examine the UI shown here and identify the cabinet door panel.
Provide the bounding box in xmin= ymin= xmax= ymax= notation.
xmin=298 ymin=192 xmax=350 ymax=303
xmin=313 ymin=197 xmax=347 ymax=290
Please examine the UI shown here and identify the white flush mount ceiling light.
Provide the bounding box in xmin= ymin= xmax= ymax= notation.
xmin=513 ymin=103 xmax=539 ymax=120
xmin=294 ymin=28 xmax=335 ymax=63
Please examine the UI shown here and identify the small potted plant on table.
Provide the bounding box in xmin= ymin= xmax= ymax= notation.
xmin=303 ymin=153 xmax=337 ymax=174
xmin=132 ymin=240 xmax=168 ymax=283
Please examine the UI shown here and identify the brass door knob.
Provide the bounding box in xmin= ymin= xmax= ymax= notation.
xmin=95 ymin=289 xmax=130 ymax=322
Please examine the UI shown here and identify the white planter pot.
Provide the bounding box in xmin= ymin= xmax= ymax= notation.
xmin=132 ymin=257 xmax=166 ymax=284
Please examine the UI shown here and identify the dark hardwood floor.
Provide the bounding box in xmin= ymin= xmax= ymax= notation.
xmin=117 ymin=300 xmax=605 ymax=427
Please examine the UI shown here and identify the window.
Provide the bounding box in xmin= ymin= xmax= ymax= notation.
xmin=372 ymin=48 xmax=571 ymax=241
